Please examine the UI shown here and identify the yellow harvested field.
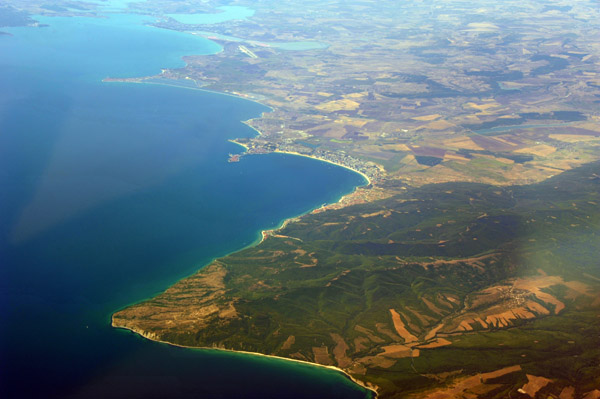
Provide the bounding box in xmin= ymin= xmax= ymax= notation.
xmin=401 ymin=154 xmax=419 ymax=165
xmin=357 ymin=355 xmax=396 ymax=369
xmin=422 ymin=120 xmax=455 ymax=130
xmin=515 ymin=144 xmax=557 ymax=157
xmin=361 ymin=210 xmax=392 ymax=218
xmin=334 ymin=116 xmax=370 ymax=127
xmin=412 ymin=114 xmax=442 ymax=121
xmin=317 ymin=125 xmax=348 ymax=139
xmin=464 ymin=101 xmax=499 ymax=111
xmin=583 ymin=390 xmax=600 ymax=399
xmin=330 ymin=333 xmax=351 ymax=367
xmin=444 ymin=136 xmax=485 ymax=150
xmin=481 ymin=365 xmax=523 ymax=381
xmin=413 ymin=365 xmax=521 ymax=399
xmin=576 ymin=122 xmax=600 ymax=132
xmin=312 ymin=346 xmax=333 ymax=365
xmin=389 ymin=309 xmax=419 ymax=343
xmin=475 ymin=154 xmax=515 ymax=164
xmin=440 ymin=274 xmax=588 ymax=334
xmin=354 ymin=336 xmax=369 ymax=352
xmin=378 ymin=143 xmax=411 ymax=152
xmin=441 ymin=273 xmax=594 ymax=335
xmin=315 ymin=99 xmax=360 ymax=112
xmin=376 ymin=323 xmax=403 ymax=341
xmin=540 ymin=159 xmax=578 ymax=170
xmin=317 ymin=92 xmax=333 ymax=97
xmin=444 ymin=153 xmax=471 ymax=162
xmin=497 ymin=81 xmax=532 ymax=89
xmin=512 ymin=275 xmax=570 ymax=314
xmin=218 ymin=301 xmax=238 ymax=318
xmin=458 ymin=320 xmax=474 ymax=331
xmin=424 ymin=324 xmax=444 ymax=341
xmin=344 ymin=92 xmax=367 ymax=99
xmin=496 ymin=156 xmax=516 ymax=164
xmin=520 ymin=374 xmax=553 ymax=398
xmin=485 ymin=308 xmax=535 ymax=327
xmin=355 ymin=325 xmax=385 ymax=343
xmin=549 ymin=134 xmax=600 ymax=143
xmin=534 ymin=165 xmax=566 ymax=173
xmin=525 ymin=300 xmax=550 ymax=315
xmin=474 ymin=317 xmax=488 ymax=328
xmin=421 ymin=297 xmax=444 ymax=315
xmin=492 ymin=137 xmax=519 ymax=146
xmin=380 ymin=344 xmax=420 ymax=359
xmin=560 ymin=386 xmax=575 ymax=399
xmin=469 ymin=287 xmax=503 ymax=309
xmin=399 ymin=311 xmax=422 ymax=333
xmin=281 ymin=335 xmax=295 ymax=350
xmin=406 ymin=306 xmax=437 ymax=325
xmin=565 ymin=280 xmax=594 ymax=296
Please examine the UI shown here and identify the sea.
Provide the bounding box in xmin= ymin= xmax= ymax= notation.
xmin=0 ymin=7 xmax=372 ymax=399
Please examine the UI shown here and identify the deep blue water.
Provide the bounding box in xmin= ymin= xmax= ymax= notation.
xmin=0 ymin=12 xmax=370 ymax=399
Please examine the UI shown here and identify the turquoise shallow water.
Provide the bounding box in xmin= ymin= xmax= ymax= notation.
xmin=0 ymin=11 xmax=371 ymax=399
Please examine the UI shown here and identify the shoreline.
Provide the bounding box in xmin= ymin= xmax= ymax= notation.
xmin=105 ymin=76 xmax=369 ymax=293
xmin=274 ymin=149 xmax=372 ymax=186
xmin=103 ymin=77 xmax=274 ymax=113
xmin=227 ymin=139 xmax=371 ymax=245
xmin=112 ymin=323 xmax=378 ymax=398
xmin=107 ymin=54 xmax=376 ymax=399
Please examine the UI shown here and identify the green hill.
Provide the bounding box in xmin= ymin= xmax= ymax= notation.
xmin=114 ymin=162 xmax=600 ymax=398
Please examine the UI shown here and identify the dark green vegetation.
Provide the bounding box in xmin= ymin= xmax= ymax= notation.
xmin=414 ymin=155 xmax=443 ymax=166
xmin=114 ymin=162 xmax=600 ymax=398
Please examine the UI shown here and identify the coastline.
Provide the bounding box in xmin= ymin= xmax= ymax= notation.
xmin=107 ymin=49 xmax=376 ymax=399
xmin=108 ymin=126 xmax=373 ymax=394
xmin=112 ymin=323 xmax=379 ymax=398
xmin=274 ymin=149 xmax=371 ymax=186
xmin=103 ymin=77 xmax=274 ymax=113
xmin=226 ymin=139 xmax=371 ymax=246
xmin=105 ymin=75 xmax=369 ymax=289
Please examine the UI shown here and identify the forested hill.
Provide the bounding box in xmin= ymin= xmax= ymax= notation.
xmin=114 ymin=162 xmax=600 ymax=398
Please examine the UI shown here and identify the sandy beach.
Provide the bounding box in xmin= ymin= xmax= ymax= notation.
xmin=112 ymin=323 xmax=379 ymax=397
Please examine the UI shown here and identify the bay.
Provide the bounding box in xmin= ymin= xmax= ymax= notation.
xmin=0 ymin=11 xmax=371 ymax=399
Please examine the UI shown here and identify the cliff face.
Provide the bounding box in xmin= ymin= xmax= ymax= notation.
xmin=113 ymin=262 xmax=238 ymax=344
xmin=113 ymin=163 xmax=600 ymax=398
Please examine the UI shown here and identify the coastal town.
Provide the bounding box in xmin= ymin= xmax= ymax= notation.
xmin=230 ymin=136 xmax=385 ymax=182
